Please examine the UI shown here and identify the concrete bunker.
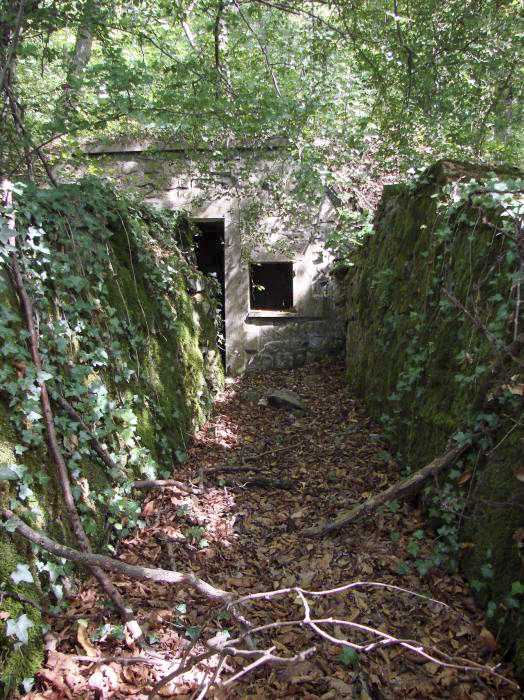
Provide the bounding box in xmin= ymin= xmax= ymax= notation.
xmin=73 ymin=141 xmax=346 ymax=375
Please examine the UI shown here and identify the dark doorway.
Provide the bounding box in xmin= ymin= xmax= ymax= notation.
xmin=193 ymin=220 xmax=225 ymax=362
xmin=250 ymin=262 xmax=294 ymax=310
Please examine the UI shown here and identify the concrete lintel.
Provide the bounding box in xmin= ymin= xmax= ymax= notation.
xmin=83 ymin=137 xmax=288 ymax=155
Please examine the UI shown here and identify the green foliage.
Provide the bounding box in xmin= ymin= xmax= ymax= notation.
xmin=1 ymin=0 xmax=523 ymax=246
xmin=0 ymin=178 xmax=222 ymax=692
xmin=346 ymin=160 xmax=524 ymax=677
xmin=338 ymin=646 xmax=359 ymax=666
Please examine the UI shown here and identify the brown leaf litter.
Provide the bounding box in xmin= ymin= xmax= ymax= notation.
xmin=27 ymin=360 xmax=520 ymax=699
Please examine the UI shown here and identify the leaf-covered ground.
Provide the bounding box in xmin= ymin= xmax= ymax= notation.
xmin=28 ymin=360 xmax=520 ymax=699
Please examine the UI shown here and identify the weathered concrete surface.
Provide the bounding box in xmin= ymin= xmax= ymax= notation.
xmin=344 ymin=160 xmax=524 ymax=680
xmin=62 ymin=144 xmax=345 ymax=375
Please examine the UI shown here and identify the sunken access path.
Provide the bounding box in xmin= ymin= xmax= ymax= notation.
xmin=32 ymin=361 xmax=519 ymax=699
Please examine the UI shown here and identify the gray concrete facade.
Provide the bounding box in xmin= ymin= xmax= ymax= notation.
xmin=72 ymin=142 xmax=345 ymax=375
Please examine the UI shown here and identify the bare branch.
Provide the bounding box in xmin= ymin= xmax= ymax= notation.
xmin=1 ymin=508 xmax=232 ymax=602
xmin=232 ymin=0 xmax=282 ymax=96
xmin=303 ymin=442 xmax=468 ymax=536
xmin=0 ymin=0 xmax=26 ymax=96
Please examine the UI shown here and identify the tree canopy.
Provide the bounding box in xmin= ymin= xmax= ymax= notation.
xmin=1 ymin=0 xmax=523 ymax=190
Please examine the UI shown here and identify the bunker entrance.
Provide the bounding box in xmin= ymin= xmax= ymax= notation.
xmin=193 ymin=219 xmax=225 ymax=363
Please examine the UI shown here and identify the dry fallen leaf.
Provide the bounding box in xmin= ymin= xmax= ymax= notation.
xmin=142 ymin=499 xmax=156 ymax=515
xmin=479 ymin=627 xmax=497 ymax=652
xmin=329 ymin=677 xmax=354 ymax=696
xmin=76 ymin=624 xmax=98 ymax=658
xmin=457 ymin=471 xmax=472 ymax=485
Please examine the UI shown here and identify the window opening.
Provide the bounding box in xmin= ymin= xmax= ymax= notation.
xmin=250 ymin=262 xmax=293 ymax=311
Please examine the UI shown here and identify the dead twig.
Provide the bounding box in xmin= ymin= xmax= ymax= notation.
xmin=243 ymin=440 xmax=304 ymax=461
xmin=52 ymin=391 xmax=126 ymax=478
xmin=221 ymin=476 xmax=296 ymax=490
xmin=53 ymin=393 xmax=200 ymax=494
xmin=0 ymin=589 xmax=64 ymax=617
xmin=199 ymin=463 xmax=264 ymax=489
xmin=4 ymin=507 xmax=517 ymax=695
xmin=443 ymin=288 xmax=500 ymax=354
xmin=70 ymin=654 xmax=162 ymax=666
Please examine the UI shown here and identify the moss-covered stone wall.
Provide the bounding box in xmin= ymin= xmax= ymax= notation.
xmin=344 ymin=160 xmax=524 ymax=679
xmin=0 ymin=179 xmax=223 ymax=694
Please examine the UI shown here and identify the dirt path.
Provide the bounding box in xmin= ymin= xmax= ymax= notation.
xmin=31 ymin=361 xmax=519 ymax=699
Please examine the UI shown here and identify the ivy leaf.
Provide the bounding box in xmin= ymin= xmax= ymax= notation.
xmin=26 ymin=410 xmax=42 ymax=423
xmin=0 ymin=464 xmax=19 ymax=480
xmin=388 ymin=499 xmax=400 ymax=513
xmin=11 ymin=563 xmax=34 ymax=584
xmin=22 ymin=678 xmax=34 ymax=693
xmin=1 ymin=518 xmax=19 ymax=532
xmin=481 ymin=564 xmax=494 ymax=579
xmin=36 ymin=370 xmax=53 ymax=382
xmin=64 ymin=275 xmax=86 ymax=292
xmin=406 ymin=540 xmax=419 ymax=557
xmin=51 ymin=584 xmax=64 ymax=600
xmin=0 ymin=224 xmax=19 ymax=244
xmin=6 ymin=614 xmax=34 ymax=644
xmin=186 ymin=625 xmax=201 ymax=641
xmin=18 ymin=482 xmax=33 ymax=501
xmin=511 ymin=581 xmax=524 ymax=596
xmin=339 ymin=646 xmax=359 ymax=666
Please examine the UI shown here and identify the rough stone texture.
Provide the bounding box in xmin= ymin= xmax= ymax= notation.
xmin=344 ymin=160 xmax=524 ymax=680
xmin=266 ymin=389 xmax=308 ymax=411
xmin=244 ymin=317 xmax=345 ymax=373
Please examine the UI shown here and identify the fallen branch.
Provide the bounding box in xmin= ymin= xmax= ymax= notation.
xmin=198 ymin=444 xmax=304 ymax=487
xmin=131 ymin=479 xmax=201 ymax=495
xmin=149 ymin=580 xmax=519 ymax=698
xmin=243 ymin=440 xmax=304 ymax=461
xmin=199 ymin=463 xmax=264 ymax=489
xmin=3 ymin=508 xmax=517 ymax=695
xmin=1 ymin=509 xmax=232 ymax=603
xmin=303 ymin=442 xmax=468 ymax=537
xmin=221 ymin=476 xmax=296 ymax=490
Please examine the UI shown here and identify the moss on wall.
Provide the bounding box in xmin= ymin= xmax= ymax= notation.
xmin=345 ymin=160 xmax=524 ymax=680
xmin=0 ymin=179 xmax=223 ymax=695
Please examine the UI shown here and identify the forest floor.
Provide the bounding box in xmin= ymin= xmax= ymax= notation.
xmin=29 ymin=360 xmax=520 ymax=699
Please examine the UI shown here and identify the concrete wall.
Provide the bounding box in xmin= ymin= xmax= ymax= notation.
xmin=66 ymin=143 xmax=345 ymax=375
xmin=343 ymin=160 xmax=524 ymax=680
